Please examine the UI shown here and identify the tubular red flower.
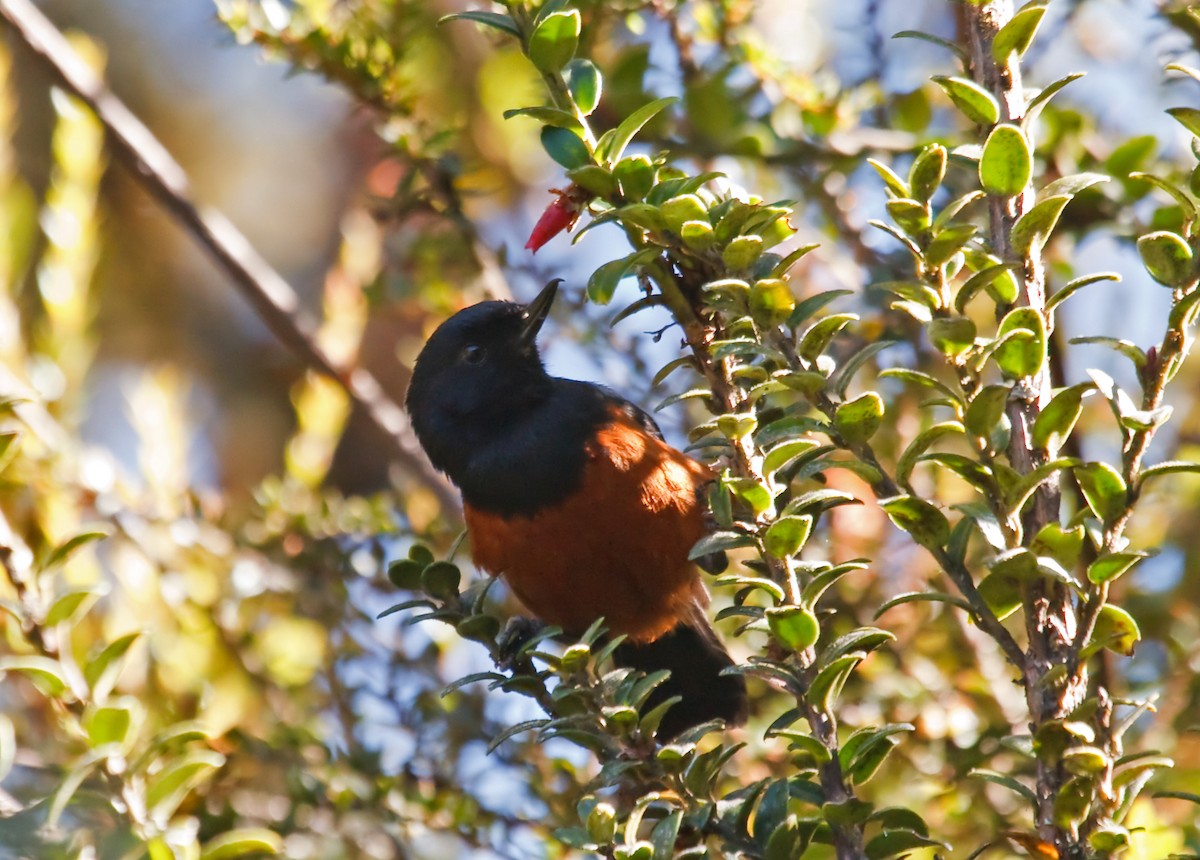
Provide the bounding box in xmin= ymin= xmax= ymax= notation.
xmin=525 ymin=185 xmax=588 ymax=253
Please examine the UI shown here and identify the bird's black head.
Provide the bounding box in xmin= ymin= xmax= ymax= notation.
xmin=406 ymin=280 xmax=560 ymax=481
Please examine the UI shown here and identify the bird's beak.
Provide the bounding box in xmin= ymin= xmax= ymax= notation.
xmin=519 ymin=278 xmax=560 ymax=349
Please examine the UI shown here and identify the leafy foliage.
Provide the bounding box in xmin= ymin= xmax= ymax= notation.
xmin=2 ymin=1 xmax=1200 ymax=859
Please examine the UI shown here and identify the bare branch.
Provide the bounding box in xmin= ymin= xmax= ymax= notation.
xmin=0 ymin=0 xmax=460 ymax=514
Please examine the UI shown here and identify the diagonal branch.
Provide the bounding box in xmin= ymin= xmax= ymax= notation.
xmin=0 ymin=0 xmax=459 ymax=514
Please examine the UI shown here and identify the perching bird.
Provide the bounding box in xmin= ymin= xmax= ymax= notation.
xmin=405 ymin=279 xmax=747 ymax=738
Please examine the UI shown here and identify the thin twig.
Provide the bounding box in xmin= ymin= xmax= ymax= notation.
xmin=0 ymin=0 xmax=460 ymax=514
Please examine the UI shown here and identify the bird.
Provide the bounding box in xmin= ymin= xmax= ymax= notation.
xmin=404 ymin=279 xmax=748 ymax=738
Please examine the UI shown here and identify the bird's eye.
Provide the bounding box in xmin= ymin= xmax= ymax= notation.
xmin=461 ymin=344 xmax=486 ymax=365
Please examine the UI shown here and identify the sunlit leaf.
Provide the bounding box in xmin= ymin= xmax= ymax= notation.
xmin=980 ymin=124 xmax=1032 ymax=196
xmin=932 ymin=76 xmax=1000 ymax=126
xmin=199 ymin=829 xmax=284 ymax=860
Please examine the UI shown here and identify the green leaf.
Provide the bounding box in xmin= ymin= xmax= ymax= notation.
xmin=689 ymin=531 xmax=755 ymax=559
xmin=528 ymin=10 xmax=580 ymax=72
xmin=834 ymin=392 xmax=884 ymax=444
xmin=387 ymin=558 xmax=425 ymax=590
xmin=44 ymin=588 xmax=102 ymax=627
xmin=921 ymin=453 xmax=996 ymax=491
xmin=1140 ymin=459 xmax=1200 ymax=484
xmin=1031 ymin=523 xmax=1086 ymax=571
xmin=925 ymin=222 xmax=978 ymax=266
xmin=1087 ymin=551 xmax=1149 ymax=585
xmin=1130 ymin=172 xmax=1198 ymax=221
xmin=1025 ymin=72 xmax=1085 ymax=126
xmin=896 ymin=421 xmax=965 ymax=486
xmin=1046 ymin=272 xmax=1120 ymax=314
xmin=200 ymin=829 xmax=284 ymax=860
xmin=829 ymin=340 xmax=898 ymax=398
xmin=935 ymin=190 xmax=988 ymax=228
xmin=437 ymin=11 xmax=520 ymax=36
xmin=1153 ymin=790 xmax=1200 ymax=805
xmin=421 ymin=561 xmax=462 ymax=599
xmin=1071 ymin=337 xmax=1147 ymax=370
xmin=1137 ymin=231 xmax=1195 ymax=287
xmin=503 ymin=105 xmax=582 ymax=129
xmin=1167 ymin=106 xmax=1200 ymax=139
xmin=993 ymin=1 xmax=1048 ymax=62
xmin=48 ymin=752 xmax=102 ymax=827
xmin=909 ymin=143 xmax=947 ymax=202
xmin=587 ymin=248 xmax=659 ymax=304
xmin=1005 ymin=457 xmax=1080 ymax=518
xmin=806 ymin=654 xmax=862 ymax=711
xmin=617 ymin=203 xmax=666 ymax=233
xmin=40 ymin=529 xmax=109 ymax=572
xmin=649 ymin=808 xmax=683 ymax=860
xmin=886 ymin=198 xmax=930 ymax=234
xmin=879 ymin=496 xmax=951 ymax=549
xmin=680 ymin=220 xmax=715 ymax=251
xmin=964 ymin=384 xmax=1010 ymax=440
xmin=842 ymin=724 xmax=911 ymax=784
xmin=766 ymin=606 xmax=820 ymax=651
xmin=0 ymin=655 xmax=69 ymax=697
xmin=0 ymin=431 xmax=19 ymax=474
xmin=0 ymin=714 xmax=12 ymax=785
xmin=867 ymin=158 xmax=909 ymax=197
xmin=1091 ymin=604 xmax=1140 ymax=656
xmin=789 ymin=289 xmax=853 ymax=328
xmin=486 ymin=718 xmax=549 ymax=754
xmin=762 ymin=438 xmax=821 ymax=477
xmin=955 ymin=262 xmax=1020 ymax=313
xmin=1032 ymin=383 xmax=1093 ymax=451
xmin=875 ymin=590 xmax=975 ymax=617
xmin=1041 ymin=172 xmax=1110 ymax=199
xmin=879 ymin=368 xmax=961 ymax=403
xmin=978 ymin=569 xmax=1023 ymax=620
xmin=865 ymin=828 xmax=946 ymax=860
xmin=442 ymin=671 xmax=506 ymax=697
xmin=928 ymin=317 xmax=976 ymax=356
xmin=993 ymin=307 xmax=1046 ymax=379
xmin=800 ymin=560 xmax=870 ymax=608
xmin=969 ymin=769 xmax=1038 ymax=807
xmin=599 ymin=97 xmax=677 ymax=164
xmin=1074 ymin=462 xmax=1127 ymax=525
xmin=660 ymin=194 xmax=708 ymax=232
xmin=749 ymin=278 xmax=795 ymax=325
xmin=771 ymin=243 xmax=820 ymax=278
xmin=541 ymin=126 xmax=591 ymax=169
xmin=723 ymin=235 xmax=764 ymax=271
xmin=565 ymin=59 xmax=602 ymax=114
xmin=763 ymin=516 xmax=813 ymax=558
xmin=932 ymin=76 xmax=1000 ymax=126
xmin=980 ymin=124 xmax=1032 ymax=196
xmin=456 ymin=614 xmax=501 ymax=644
xmin=798 ymin=314 xmax=858 ymax=363
xmin=86 ymin=701 xmax=137 ymax=747
xmin=146 ymin=749 xmax=226 ymax=818
xmin=1010 ymin=195 xmax=1071 ymax=255
xmin=892 ymin=30 xmax=968 ymax=63
xmin=613 ymin=155 xmax=654 ymax=201
xmin=610 ymin=294 xmax=666 ymax=326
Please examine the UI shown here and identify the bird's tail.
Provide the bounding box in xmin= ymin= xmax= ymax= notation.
xmin=612 ymin=615 xmax=748 ymax=739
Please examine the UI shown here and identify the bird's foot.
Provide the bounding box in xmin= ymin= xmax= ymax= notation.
xmin=495 ymin=616 xmax=547 ymax=671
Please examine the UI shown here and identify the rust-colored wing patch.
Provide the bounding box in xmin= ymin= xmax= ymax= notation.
xmin=465 ymin=406 xmax=713 ymax=643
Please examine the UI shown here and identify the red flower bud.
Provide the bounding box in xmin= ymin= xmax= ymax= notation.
xmin=525 ymin=185 xmax=589 ymax=253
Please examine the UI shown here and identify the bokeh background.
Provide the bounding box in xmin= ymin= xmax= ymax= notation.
xmin=2 ymin=0 xmax=1199 ymax=857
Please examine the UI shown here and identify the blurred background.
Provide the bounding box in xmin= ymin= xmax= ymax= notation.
xmin=2 ymin=0 xmax=1200 ymax=857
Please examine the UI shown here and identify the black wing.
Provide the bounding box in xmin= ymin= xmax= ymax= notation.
xmin=598 ymin=387 xmax=666 ymax=442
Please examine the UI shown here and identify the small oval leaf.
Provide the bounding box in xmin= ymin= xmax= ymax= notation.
xmin=980 ymin=124 xmax=1032 ymax=196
